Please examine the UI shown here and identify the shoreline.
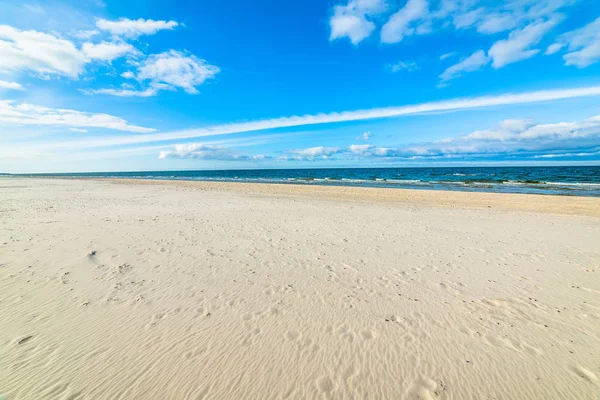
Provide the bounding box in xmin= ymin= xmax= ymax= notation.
xmin=19 ymin=176 xmax=600 ymax=217
xmin=5 ymin=165 xmax=600 ymax=198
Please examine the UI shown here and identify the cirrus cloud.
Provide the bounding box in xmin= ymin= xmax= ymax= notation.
xmin=328 ymin=0 xmax=578 ymax=78
xmin=386 ymin=60 xmax=419 ymax=72
xmin=21 ymin=84 xmax=600 ymax=151
xmin=380 ymin=0 xmax=429 ymax=44
xmin=557 ymin=17 xmax=600 ymax=68
xmin=439 ymin=50 xmax=490 ymax=82
xmin=0 ymin=100 xmax=155 ymax=133
xmin=488 ymin=17 xmax=561 ymax=69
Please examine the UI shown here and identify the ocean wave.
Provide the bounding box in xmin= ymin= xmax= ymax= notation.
xmin=341 ymin=178 xmax=370 ymax=183
xmin=25 ymin=168 xmax=600 ymax=197
xmin=543 ymin=181 xmax=600 ymax=188
xmin=385 ymin=179 xmax=427 ymax=185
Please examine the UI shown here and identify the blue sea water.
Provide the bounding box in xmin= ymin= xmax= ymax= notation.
xmin=15 ymin=166 xmax=600 ymax=197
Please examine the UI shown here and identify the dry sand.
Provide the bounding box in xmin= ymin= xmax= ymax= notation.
xmin=1 ymin=177 xmax=599 ymax=399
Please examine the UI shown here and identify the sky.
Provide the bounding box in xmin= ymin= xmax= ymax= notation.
xmin=1 ymin=0 xmax=600 ymax=173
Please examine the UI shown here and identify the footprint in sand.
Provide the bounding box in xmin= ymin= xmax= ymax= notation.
xmin=317 ymin=376 xmax=335 ymax=394
xmin=184 ymin=345 xmax=208 ymax=361
xmin=285 ymin=330 xmax=300 ymax=341
xmin=409 ymin=377 xmax=448 ymax=399
xmin=147 ymin=312 xmax=166 ymax=327
xmin=242 ymin=326 xmax=262 ymax=345
xmin=361 ymin=329 xmax=376 ymax=340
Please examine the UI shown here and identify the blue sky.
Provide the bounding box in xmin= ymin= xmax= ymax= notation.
xmin=1 ymin=0 xmax=600 ymax=172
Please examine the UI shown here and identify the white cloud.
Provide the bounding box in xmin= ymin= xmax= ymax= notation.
xmin=69 ymin=128 xmax=88 ymax=132
xmin=0 ymin=100 xmax=155 ymax=132
xmin=0 ymin=80 xmax=24 ymax=90
xmin=476 ymin=13 xmax=517 ymax=34
xmin=381 ymin=0 xmax=429 ymax=44
xmin=137 ymin=50 xmax=219 ymax=94
xmin=158 ymin=144 xmax=263 ymax=160
xmin=354 ymin=0 xmax=387 ymax=12
xmin=81 ymin=41 xmax=137 ymax=62
xmin=521 ymin=0 xmax=572 ymax=20
xmin=329 ymin=0 xmax=576 ymax=55
xmin=499 ymin=119 xmax=536 ymax=132
xmin=282 ymin=114 xmax=600 ymax=161
xmin=330 ymin=13 xmax=375 ymax=45
xmin=545 ymin=42 xmax=564 ymax=55
xmin=290 ymin=146 xmax=341 ymax=158
xmin=73 ymin=29 xmax=99 ymax=40
xmin=0 ymin=25 xmax=85 ymax=77
xmin=387 ymin=60 xmax=418 ymax=72
xmin=349 ymin=144 xmax=373 ymax=154
xmin=96 ymin=18 xmax=179 ymax=38
xmin=14 ymin=85 xmax=600 ymax=150
xmin=94 ymin=50 xmax=219 ymax=96
xmin=533 ymin=150 xmax=600 ymax=159
xmin=329 ymin=0 xmax=387 ymax=45
xmin=437 ymin=115 xmax=600 ymax=155
xmin=439 ymin=50 xmax=489 ymax=81
xmin=356 ymin=131 xmax=372 ymax=140
xmin=439 ymin=51 xmax=456 ymax=60
xmin=488 ymin=18 xmax=560 ymax=68
xmin=87 ymin=87 xmax=158 ymax=97
xmin=559 ymin=17 xmax=600 ymax=68
xmin=0 ymin=25 xmax=139 ymax=79
xmin=426 ymin=115 xmax=600 ymax=158
xmin=450 ymin=0 xmax=569 ymax=35
xmin=565 ymin=42 xmax=600 ymax=68
xmin=452 ymin=7 xmax=485 ymax=30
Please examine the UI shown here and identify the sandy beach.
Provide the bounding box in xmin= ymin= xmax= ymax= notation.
xmin=1 ymin=177 xmax=599 ymax=399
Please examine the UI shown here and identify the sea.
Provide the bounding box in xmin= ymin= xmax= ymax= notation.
xmin=12 ymin=166 xmax=600 ymax=197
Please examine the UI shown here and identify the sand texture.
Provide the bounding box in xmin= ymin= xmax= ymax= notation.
xmin=1 ymin=178 xmax=599 ymax=399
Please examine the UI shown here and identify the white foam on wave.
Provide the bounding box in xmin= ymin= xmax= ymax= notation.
xmin=385 ymin=179 xmax=426 ymax=185
xmin=544 ymin=181 xmax=600 ymax=188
